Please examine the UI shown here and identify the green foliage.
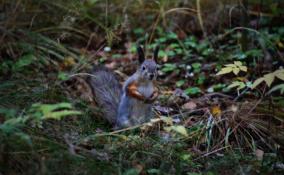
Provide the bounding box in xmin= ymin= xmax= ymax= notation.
xmin=227 ymin=81 xmax=252 ymax=91
xmin=161 ymin=63 xmax=177 ymax=73
xmin=12 ymin=54 xmax=36 ymax=72
xmin=176 ymin=80 xmax=185 ymax=87
xmin=0 ymin=103 xmax=81 ymax=135
xmin=185 ymin=87 xmax=202 ymax=95
xmin=1 ymin=0 xmax=284 ymax=174
xmin=192 ymin=62 xmax=202 ymax=73
xmin=28 ymin=103 xmax=82 ymax=120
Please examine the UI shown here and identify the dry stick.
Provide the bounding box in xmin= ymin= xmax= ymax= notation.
xmin=147 ymin=13 xmax=161 ymax=48
xmin=109 ymin=118 xmax=164 ymax=135
xmin=193 ymin=146 xmax=229 ymax=161
xmin=68 ymin=73 xmax=98 ymax=79
xmin=204 ymin=92 xmax=233 ymax=99
xmin=95 ymin=108 xmax=207 ymax=135
xmin=196 ymin=0 xmax=206 ymax=37
xmin=165 ymin=7 xmax=197 ymax=15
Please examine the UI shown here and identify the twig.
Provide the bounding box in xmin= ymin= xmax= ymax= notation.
xmin=193 ymin=146 xmax=229 ymax=161
xmin=68 ymin=73 xmax=97 ymax=78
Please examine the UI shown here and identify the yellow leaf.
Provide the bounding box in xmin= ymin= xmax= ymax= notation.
xmin=233 ymin=67 xmax=240 ymax=75
xmin=264 ymin=73 xmax=275 ymax=87
xmin=227 ymin=81 xmax=241 ymax=89
xmin=252 ymin=77 xmax=265 ymax=89
xmin=211 ymin=106 xmax=222 ymax=117
xmin=277 ymin=41 xmax=284 ymax=48
xmin=255 ymin=149 xmax=264 ymax=161
xmin=216 ymin=67 xmax=232 ymax=75
xmin=239 ymin=66 xmax=247 ymax=72
xmin=164 ymin=125 xmax=188 ymax=137
xmin=275 ymin=70 xmax=284 ymax=81
xmin=224 ymin=64 xmax=236 ymax=67
xmin=63 ymin=57 xmax=76 ymax=67
xmin=160 ymin=116 xmax=173 ymax=125
xmin=236 ymin=77 xmax=247 ymax=81
xmin=234 ymin=61 xmax=242 ymax=66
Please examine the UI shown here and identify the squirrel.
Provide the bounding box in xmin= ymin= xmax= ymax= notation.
xmin=89 ymin=45 xmax=160 ymax=128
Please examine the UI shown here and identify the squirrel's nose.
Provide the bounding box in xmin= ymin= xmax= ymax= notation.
xmin=149 ymin=74 xmax=154 ymax=80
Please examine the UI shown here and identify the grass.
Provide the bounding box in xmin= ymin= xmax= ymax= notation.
xmin=1 ymin=0 xmax=284 ymax=174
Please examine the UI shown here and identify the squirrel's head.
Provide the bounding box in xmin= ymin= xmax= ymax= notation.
xmin=137 ymin=45 xmax=159 ymax=81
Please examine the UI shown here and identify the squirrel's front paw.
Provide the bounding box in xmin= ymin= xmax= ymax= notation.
xmin=144 ymin=90 xmax=159 ymax=103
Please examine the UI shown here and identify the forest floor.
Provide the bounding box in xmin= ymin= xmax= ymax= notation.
xmin=1 ymin=2 xmax=284 ymax=173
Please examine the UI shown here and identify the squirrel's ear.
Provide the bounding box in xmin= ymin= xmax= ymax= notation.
xmin=153 ymin=45 xmax=159 ymax=63
xmin=137 ymin=45 xmax=145 ymax=64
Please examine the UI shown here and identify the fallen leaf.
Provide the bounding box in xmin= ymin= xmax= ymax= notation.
xmin=182 ymin=101 xmax=197 ymax=110
xmin=211 ymin=106 xmax=222 ymax=117
xmin=164 ymin=125 xmax=188 ymax=137
xmin=63 ymin=56 xmax=76 ymax=67
xmin=154 ymin=106 xmax=174 ymax=114
xmin=255 ymin=149 xmax=264 ymax=161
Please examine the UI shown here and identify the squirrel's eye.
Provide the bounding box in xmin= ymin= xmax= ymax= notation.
xmin=142 ymin=66 xmax=146 ymax=70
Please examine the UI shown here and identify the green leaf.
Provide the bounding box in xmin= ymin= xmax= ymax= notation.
xmin=192 ymin=62 xmax=201 ymax=69
xmin=170 ymin=43 xmax=179 ymax=48
xmin=0 ymin=108 xmax=17 ymax=119
xmin=123 ymin=168 xmax=141 ymax=175
xmin=176 ymin=80 xmax=185 ymax=87
xmin=161 ymin=63 xmax=177 ymax=73
xmin=168 ymin=32 xmax=178 ymax=39
xmin=30 ymin=103 xmax=82 ymax=120
xmin=12 ymin=54 xmax=35 ymax=71
xmin=147 ymin=169 xmax=160 ymax=174
xmin=245 ymin=49 xmax=263 ymax=57
xmin=133 ymin=28 xmax=144 ymax=34
xmin=184 ymin=87 xmax=201 ymax=95
xmin=15 ymin=132 xmax=32 ymax=145
xmin=44 ymin=110 xmax=82 ymax=120
xmin=197 ymin=74 xmax=206 ymax=85
xmin=58 ymin=72 xmax=69 ymax=81
xmin=184 ymin=41 xmax=197 ymax=48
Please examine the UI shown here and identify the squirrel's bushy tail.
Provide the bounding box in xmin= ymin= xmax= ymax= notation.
xmin=88 ymin=66 xmax=122 ymax=124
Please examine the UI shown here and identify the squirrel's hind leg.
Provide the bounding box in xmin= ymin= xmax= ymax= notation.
xmin=116 ymin=94 xmax=131 ymax=128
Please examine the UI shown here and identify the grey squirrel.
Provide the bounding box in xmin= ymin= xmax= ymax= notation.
xmin=89 ymin=46 xmax=159 ymax=128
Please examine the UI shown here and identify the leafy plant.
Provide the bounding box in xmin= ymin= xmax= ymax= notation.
xmin=161 ymin=63 xmax=177 ymax=73
xmin=164 ymin=125 xmax=189 ymax=137
xmin=217 ymin=61 xmax=247 ymax=76
xmin=0 ymin=103 xmax=81 ymax=135
xmin=252 ymin=69 xmax=284 ymax=88
xmin=176 ymin=80 xmax=185 ymax=87
xmin=185 ymin=87 xmax=202 ymax=95
xmin=228 ymin=81 xmax=252 ymax=90
xmin=268 ymin=84 xmax=284 ymax=94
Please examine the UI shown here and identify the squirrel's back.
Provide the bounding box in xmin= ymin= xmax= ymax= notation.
xmin=88 ymin=66 xmax=122 ymax=124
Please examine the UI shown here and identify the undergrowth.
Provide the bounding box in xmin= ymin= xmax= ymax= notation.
xmin=1 ymin=0 xmax=284 ymax=175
